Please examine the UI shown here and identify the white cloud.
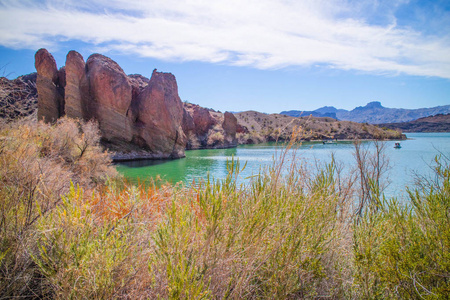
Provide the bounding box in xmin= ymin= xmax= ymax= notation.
xmin=0 ymin=0 xmax=449 ymax=78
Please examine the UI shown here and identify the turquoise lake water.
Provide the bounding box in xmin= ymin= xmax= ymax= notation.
xmin=116 ymin=133 xmax=450 ymax=198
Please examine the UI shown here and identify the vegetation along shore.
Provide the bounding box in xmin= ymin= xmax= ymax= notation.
xmin=0 ymin=116 xmax=449 ymax=298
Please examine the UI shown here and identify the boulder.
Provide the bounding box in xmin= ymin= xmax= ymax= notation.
xmin=85 ymin=53 xmax=133 ymax=141
xmin=35 ymin=48 xmax=64 ymax=122
xmin=132 ymin=70 xmax=186 ymax=158
xmin=128 ymin=74 xmax=150 ymax=100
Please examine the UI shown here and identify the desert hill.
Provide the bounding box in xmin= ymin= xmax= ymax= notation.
xmin=235 ymin=110 xmax=404 ymax=143
xmin=379 ymin=114 xmax=450 ymax=132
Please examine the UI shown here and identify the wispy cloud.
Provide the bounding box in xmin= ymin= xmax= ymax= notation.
xmin=1 ymin=0 xmax=449 ymax=78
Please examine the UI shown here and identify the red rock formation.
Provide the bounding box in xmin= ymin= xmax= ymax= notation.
xmin=65 ymin=51 xmax=89 ymax=120
xmin=222 ymin=111 xmax=238 ymax=146
xmin=128 ymin=74 xmax=150 ymax=100
xmin=85 ymin=53 xmax=133 ymax=141
xmin=182 ymin=102 xmax=238 ymax=149
xmin=35 ymin=49 xmax=238 ymax=159
xmin=35 ymin=48 xmax=64 ymax=122
xmin=193 ymin=106 xmax=216 ymax=136
xmin=132 ymin=70 xmax=186 ymax=158
xmin=182 ymin=103 xmax=216 ymax=148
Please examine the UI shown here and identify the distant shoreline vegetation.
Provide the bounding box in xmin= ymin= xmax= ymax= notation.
xmin=1 ymin=117 xmax=449 ymax=298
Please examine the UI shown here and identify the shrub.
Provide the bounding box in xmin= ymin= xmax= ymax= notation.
xmin=0 ymin=117 xmax=117 ymax=298
xmin=207 ymin=131 xmax=225 ymax=146
xmin=353 ymin=156 xmax=450 ymax=298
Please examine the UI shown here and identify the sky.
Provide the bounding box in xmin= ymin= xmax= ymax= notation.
xmin=0 ymin=0 xmax=449 ymax=113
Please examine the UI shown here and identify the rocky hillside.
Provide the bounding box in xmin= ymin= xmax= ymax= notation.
xmin=281 ymin=101 xmax=450 ymax=124
xmin=0 ymin=73 xmax=37 ymax=121
xmin=182 ymin=102 xmax=237 ymax=149
xmin=33 ymin=49 xmax=238 ymax=160
xmin=379 ymin=114 xmax=450 ymax=132
xmin=235 ymin=111 xmax=405 ymax=144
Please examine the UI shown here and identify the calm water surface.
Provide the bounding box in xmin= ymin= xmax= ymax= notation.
xmin=116 ymin=133 xmax=450 ymax=198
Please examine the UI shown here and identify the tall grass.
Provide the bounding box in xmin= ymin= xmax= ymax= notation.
xmin=1 ymin=118 xmax=449 ymax=299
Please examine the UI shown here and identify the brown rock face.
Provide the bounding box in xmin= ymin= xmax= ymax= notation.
xmin=182 ymin=102 xmax=238 ymax=149
xmin=65 ymin=51 xmax=89 ymax=120
xmin=182 ymin=103 xmax=217 ymax=148
xmin=128 ymin=74 xmax=150 ymax=100
xmin=35 ymin=49 xmax=58 ymax=82
xmin=132 ymin=70 xmax=186 ymax=158
xmin=35 ymin=48 xmax=64 ymax=122
xmin=85 ymin=54 xmax=133 ymax=141
xmin=222 ymin=112 xmax=238 ymax=146
xmin=192 ymin=106 xmax=216 ymax=136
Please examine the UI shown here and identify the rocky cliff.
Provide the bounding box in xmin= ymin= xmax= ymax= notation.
xmin=35 ymin=49 xmax=65 ymax=123
xmin=182 ymin=102 xmax=237 ymax=149
xmin=34 ymin=49 xmax=237 ymax=160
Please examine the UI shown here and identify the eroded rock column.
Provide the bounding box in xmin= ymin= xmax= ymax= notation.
xmin=35 ymin=48 xmax=64 ymax=122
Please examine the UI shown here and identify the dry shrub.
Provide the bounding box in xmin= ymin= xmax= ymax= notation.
xmin=207 ymin=126 xmax=225 ymax=147
xmin=0 ymin=116 xmax=117 ymax=298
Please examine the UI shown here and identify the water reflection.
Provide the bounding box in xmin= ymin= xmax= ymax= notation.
xmin=116 ymin=147 xmax=239 ymax=185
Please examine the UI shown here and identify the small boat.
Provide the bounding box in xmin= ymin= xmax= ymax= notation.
xmin=394 ymin=142 xmax=401 ymax=149
xmin=323 ymin=140 xmax=335 ymax=144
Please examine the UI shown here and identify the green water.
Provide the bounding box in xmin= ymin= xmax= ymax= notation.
xmin=116 ymin=133 xmax=450 ymax=197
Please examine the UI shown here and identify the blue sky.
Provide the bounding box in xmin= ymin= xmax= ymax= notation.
xmin=0 ymin=0 xmax=449 ymax=113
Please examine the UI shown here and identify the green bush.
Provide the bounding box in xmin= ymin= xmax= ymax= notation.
xmin=353 ymin=156 xmax=450 ymax=299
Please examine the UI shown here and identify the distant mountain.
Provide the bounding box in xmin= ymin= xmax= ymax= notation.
xmin=378 ymin=114 xmax=450 ymax=132
xmin=280 ymin=110 xmax=338 ymax=119
xmin=281 ymin=101 xmax=450 ymax=124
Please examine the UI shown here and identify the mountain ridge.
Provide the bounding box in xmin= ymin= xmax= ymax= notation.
xmin=281 ymin=101 xmax=450 ymax=124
